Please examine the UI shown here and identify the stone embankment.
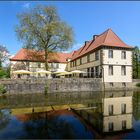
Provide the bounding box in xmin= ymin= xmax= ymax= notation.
xmin=0 ymin=78 xmax=103 ymax=94
xmin=0 ymin=78 xmax=137 ymax=94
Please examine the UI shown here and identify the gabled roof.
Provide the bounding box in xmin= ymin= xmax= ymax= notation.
xmin=72 ymin=28 xmax=132 ymax=60
xmin=10 ymin=48 xmax=74 ymax=63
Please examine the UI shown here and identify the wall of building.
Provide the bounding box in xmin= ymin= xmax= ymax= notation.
xmin=103 ymin=49 xmax=132 ymax=65
xmin=102 ymin=49 xmax=132 ymax=83
xmin=68 ymin=50 xmax=101 ymax=78
xmin=103 ymin=65 xmax=132 ymax=83
xmin=10 ymin=61 xmax=67 ymax=78
xmin=103 ymin=96 xmax=132 ymax=116
xmin=103 ymin=114 xmax=133 ymax=132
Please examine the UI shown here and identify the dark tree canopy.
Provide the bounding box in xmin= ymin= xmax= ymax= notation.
xmin=133 ymin=46 xmax=140 ymax=79
xmin=16 ymin=5 xmax=74 ymax=70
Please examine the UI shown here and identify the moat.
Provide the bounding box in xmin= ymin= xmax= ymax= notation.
xmin=0 ymin=90 xmax=140 ymax=139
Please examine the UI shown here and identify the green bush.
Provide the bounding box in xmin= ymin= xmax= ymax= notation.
xmin=136 ymin=83 xmax=140 ymax=87
xmin=0 ymin=68 xmax=10 ymax=79
xmin=0 ymin=85 xmax=6 ymax=94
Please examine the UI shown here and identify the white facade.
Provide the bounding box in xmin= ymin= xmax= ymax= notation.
xmin=10 ymin=60 xmax=67 ymax=78
xmin=102 ymin=49 xmax=132 ymax=83
xmin=102 ymin=92 xmax=133 ymax=132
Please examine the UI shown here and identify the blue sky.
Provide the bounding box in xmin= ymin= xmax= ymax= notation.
xmin=0 ymin=1 xmax=140 ymax=55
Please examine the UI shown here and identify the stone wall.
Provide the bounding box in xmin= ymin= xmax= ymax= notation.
xmin=0 ymin=78 xmax=135 ymax=94
xmin=0 ymin=78 xmax=103 ymax=94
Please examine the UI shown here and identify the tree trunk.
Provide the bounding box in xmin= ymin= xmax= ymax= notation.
xmin=45 ymin=49 xmax=49 ymax=70
xmin=0 ymin=61 xmax=2 ymax=69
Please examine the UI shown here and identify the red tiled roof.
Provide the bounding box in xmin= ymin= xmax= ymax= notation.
xmin=10 ymin=48 xmax=74 ymax=63
xmin=71 ymin=28 xmax=133 ymax=60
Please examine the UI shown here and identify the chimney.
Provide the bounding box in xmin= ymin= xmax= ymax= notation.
xmin=93 ymin=35 xmax=98 ymax=40
xmin=85 ymin=41 xmax=89 ymax=46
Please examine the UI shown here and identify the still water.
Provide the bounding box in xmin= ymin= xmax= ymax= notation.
xmin=0 ymin=90 xmax=140 ymax=139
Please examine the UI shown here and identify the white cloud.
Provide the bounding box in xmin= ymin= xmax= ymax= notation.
xmin=71 ymin=43 xmax=83 ymax=51
xmin=23 ymin=3 xmax=30 ymax=9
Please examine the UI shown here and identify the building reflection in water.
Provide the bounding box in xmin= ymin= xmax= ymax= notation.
xmin=74 ymin=91 xmax=133 ymax=135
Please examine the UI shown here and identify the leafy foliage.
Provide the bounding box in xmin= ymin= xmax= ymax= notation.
xmin=16 ymin=5 xmax=74 ymax=70
xmin=0 ymin=85 xmax=6 ymax=94
xmin=136 ymin=83 xmax=140 ymax=87
xmin=0 ymin=67 xmax=10 ymax=79
xmin=133 ymin=46 xmax=140 ymax=79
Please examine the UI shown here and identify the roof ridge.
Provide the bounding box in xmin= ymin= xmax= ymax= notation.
xmin=111 ymin=29 xmax=129 ymax=46
xmin=103 ymin=28 xmax=110 ymax=43
xmin=85 ymin=29 xmax=109 ymax=51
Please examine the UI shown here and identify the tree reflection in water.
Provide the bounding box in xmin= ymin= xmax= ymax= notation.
xmin=0 ymin=110 xmax=10 ymax=130
xmin=20 ymin=111 xmax=75 ymax=139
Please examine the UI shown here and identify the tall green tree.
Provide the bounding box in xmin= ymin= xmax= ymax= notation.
xmin=16 ymin=5 xmax=74 ymax=70
xmin=133 ymin=46 xmax=140 ymax=79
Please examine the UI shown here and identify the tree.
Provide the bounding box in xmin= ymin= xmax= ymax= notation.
xmin=16 ymin=5 xmax=74 ymax=70
xmin=133 ymin=46 xmax=140 ymax=79
xmin=0 ymin=45 xmax=9 ymax=69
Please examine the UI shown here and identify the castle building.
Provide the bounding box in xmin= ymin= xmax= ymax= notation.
xmin=10 ymin=28 xmax=133 ymax=87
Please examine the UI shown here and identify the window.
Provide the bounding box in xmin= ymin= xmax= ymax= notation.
xmin=87 ymin=68 xmax=90 ymax=78
xmin=56 ymin=63 xmax=59 ymax=68
xmin=121 ymin=66 xmax=126 ymax=75
xmin=110 ymin=82 xmax=114 ymax=87
xmin=122 ymin=120 xmax=127 ymax=130
xmin=95 ymin=51 xmax=99 ymax=60
xmin=122 ymin=82 xmax=126 ymax=87
xmin=51 ymin=63 xmax=53 ymax=68
xmin=108 ymin=50 xmax=113 ymax=58
xmin=95 ymin=66 xmax=99 ymax=77
xmin=75 ymin=61 xmax=77 ymax=67
xmin=108 ymin=122 xmax=114 ymax=132
xmin=121 ymin=51 xmax=126 ymax=59
xmin=108 ymin=105 xmax=113 ymax=115
xmin=87 ymin=55 xmax=90 ymax=62
xmin=91 ymin=67 xmax=94 ymax=78
xmin=70 ymin=62 xmax=72 ymax=68
xmin=121 ymin=104 xmax=126 ymax=114
xmin=80 ymin=58 xmax=82 ymax=65
xmin=109 ymin=93 xmax=114 ymax=98
xmin=38 ymin=62 xmax=41 ymax=68
xmin=26 ymin=62 xmax=29 ymax=67
xmin=109 ymin=66 xmax=113 ymax=75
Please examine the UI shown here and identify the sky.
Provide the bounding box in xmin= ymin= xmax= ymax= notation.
xmin=0 ymin=1 xmax=140 ymax=56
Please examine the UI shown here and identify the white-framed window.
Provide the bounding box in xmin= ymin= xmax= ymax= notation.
xmin=121 ymin=66 xmax=126 ymax=75
xmin=108 ymin=50 xmax=113 ymax=58
xmin=108 ymin=65 xmax=113 ymax=75
xmin=121 ymin=51 xmax=126 ymax=59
